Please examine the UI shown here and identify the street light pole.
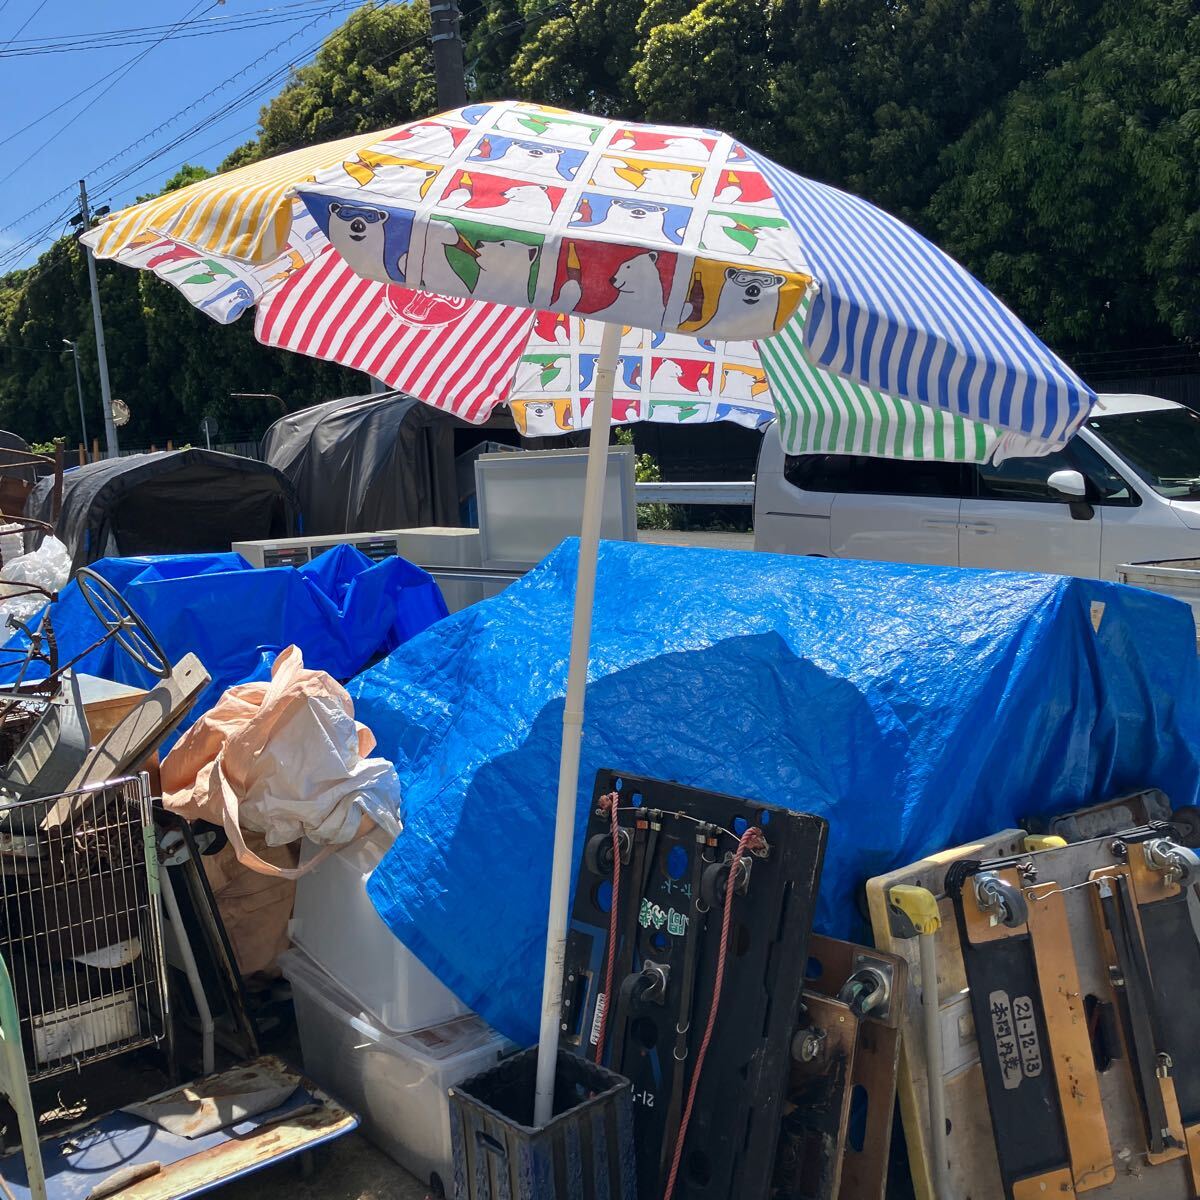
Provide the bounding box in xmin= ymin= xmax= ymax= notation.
xmin=78 ymin=179 xmax=119 ymax=457
xmin=62 ymin=339 xmax=88 ymax=450
xmin=230 ymin=392 xmax=286 ymax=416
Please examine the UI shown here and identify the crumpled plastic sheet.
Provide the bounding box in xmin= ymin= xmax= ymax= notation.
xmin=0 ymin=535 xmax=71 ymax=626
xmin=0 ymin=543 xmax=447 ymax=751
xmin=356 ymin=538 xmax=1200 ymax=1046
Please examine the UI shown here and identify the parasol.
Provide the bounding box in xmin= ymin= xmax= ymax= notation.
xmin=83 ymin=99 xmax=1095 ymax=1125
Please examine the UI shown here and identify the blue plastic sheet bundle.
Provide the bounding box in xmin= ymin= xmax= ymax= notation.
xmin=1 ymin=544 xmax=447 ymax=749
xmin=356 ymin=539 xmax=1200 ymax=1045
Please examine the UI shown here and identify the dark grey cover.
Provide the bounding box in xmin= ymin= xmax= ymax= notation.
xmin=26 ymin=449 xmax=299 ymax=569
xmin=261 ymin=390 xmax=460 ymax=536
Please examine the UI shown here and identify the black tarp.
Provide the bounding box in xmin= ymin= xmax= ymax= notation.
xmin=261 ymin=391 xmax=460 ymax=535
xmin=27 ymin=449 xmax=300 ymax=569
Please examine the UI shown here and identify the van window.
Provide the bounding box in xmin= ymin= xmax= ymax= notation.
xmin=1086 ymin=406 xmax=1200 ymax=498
xmin=973 ymin=442 xmax=1138 ymax=506
xmin=783 ymin=454 xmax=968 ymax=498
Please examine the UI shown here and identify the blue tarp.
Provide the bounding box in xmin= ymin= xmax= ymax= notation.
xmin=2 ymin=545 xmax=447 ymax=748
xmin=356 ymin=539 xmax=1200 ymax=1046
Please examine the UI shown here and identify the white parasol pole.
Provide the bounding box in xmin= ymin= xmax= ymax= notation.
xmin=533 ymin=318 xmax=622 ymax=1126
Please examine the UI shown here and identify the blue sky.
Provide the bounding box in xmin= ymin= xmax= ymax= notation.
xmin=0 ymin=0 xmax=361 ymax=272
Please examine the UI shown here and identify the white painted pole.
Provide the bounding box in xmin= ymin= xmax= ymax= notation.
xmin=921 ymin=931 xmax=949 ymax=1199
xmin=533 ymin=319 xmax=621 ymax=1127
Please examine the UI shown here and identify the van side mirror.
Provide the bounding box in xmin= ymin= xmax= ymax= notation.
xmin=1047 ymin=469 xmax=1088 ymax=499
xmin=1048 ymin=468 xmax=1095 ymax=521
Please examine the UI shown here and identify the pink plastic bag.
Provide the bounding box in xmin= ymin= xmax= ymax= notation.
xmin=161 ymin=645 xmax=401 ymax=879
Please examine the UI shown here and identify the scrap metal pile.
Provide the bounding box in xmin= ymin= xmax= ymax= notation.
xmin=461 ymin=772 xmax=1200 ymax=1200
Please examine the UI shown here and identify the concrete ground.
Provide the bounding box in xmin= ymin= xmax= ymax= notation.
xmin=638 ymin=528 xmax=755 ymax=551
xmin=222 ymin=1131 xmax=430 ymax=1200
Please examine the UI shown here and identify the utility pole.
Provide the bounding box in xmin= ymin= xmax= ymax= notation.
xmin=430 ymin=0 xmax=466 ymax=110
xmin=77 ymin=179 xmax=120 ymax=458
xmin=62 ymin=339 xmax=88 ymax=450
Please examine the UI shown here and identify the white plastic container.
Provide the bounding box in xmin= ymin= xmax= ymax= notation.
xmin=290 ymin=830 xmax=468 ymax=1033
xmin=280 ymin=948 xmax=513 ymax=1190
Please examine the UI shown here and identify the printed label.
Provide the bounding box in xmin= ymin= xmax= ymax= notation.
xmin=589 ymin=992 xmax=607 ymax=1047
xmin=639 ymin=899 xmax=689 ymax=936
xmin=988 ymin=991 xmax=1022 ymax=1090
xmin=989 ymin=991 xmax=1043 ymax=1088
xmin=1013 ymin=994 xmax=1043 ymax=1078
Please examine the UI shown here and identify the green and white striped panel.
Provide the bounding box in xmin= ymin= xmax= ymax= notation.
xmin=758 ymin=313 xmax=1003 ymax=463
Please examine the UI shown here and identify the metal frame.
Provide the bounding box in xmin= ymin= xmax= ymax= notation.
xmin=0 ymin=775 xmax=168 ymax=1083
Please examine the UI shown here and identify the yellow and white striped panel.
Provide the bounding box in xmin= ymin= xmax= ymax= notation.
xmin=87 ymin=126 xmax=408 ymax=265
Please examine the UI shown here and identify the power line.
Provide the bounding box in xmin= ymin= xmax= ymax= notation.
xmin=1 ymin=0 xmax=562 ymax=271
xmin=1 ymin=0 xmax=352 ymax=47
xmin=87 ymin=1 xmax=392 ymax=200
xmin=0 ymin=0 xmax=372 ymax=240
xmin=0 ymin=2 xmax=361 ymax=57
xmin=0 ymin=0 xmax=50 ymax=50
xmin=0 ymin=0 xmax=223 ymax=191
xmin=0 ymin=0 xmax=221 ymax=178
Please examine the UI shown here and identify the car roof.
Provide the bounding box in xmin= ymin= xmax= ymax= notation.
xmin=1090 ymin=393 xmax=1181 ymax=416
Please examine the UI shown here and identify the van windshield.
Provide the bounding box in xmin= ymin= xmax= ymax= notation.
xmin=1087 ymin=407 xmax=1200 ymax=498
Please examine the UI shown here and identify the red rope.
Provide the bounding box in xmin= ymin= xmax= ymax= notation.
xmin=593 ymin=790 xmax=621 ymax=1064
xmin=662 ymin=826 xmax=765 ymax=1200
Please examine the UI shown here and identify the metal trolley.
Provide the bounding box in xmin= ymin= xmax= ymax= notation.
xmin=0 ymin=776 xmax=168 ymax=1083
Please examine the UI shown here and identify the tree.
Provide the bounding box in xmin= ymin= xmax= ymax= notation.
xmin=222 ymin=1 xmax=438 ymax=168
xmin=137 ymin=163 xmax=213 ymax=203
xmin=3 ymin=0 xmax=1198 ymax=449
xmin=928 ymin=0 xmax=1200 ymax=350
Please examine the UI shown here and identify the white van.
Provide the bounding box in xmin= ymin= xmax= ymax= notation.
xmin=753 ymin=394 xmax=1200 ymax=579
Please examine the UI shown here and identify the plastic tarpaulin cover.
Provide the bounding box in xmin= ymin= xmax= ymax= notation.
xmin=356 ymin=539 xmax=1200 ymax=1045
xmin=0 ymin=544 xmax=447 ymax=749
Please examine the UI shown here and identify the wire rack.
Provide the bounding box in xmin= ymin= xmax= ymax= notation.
xmin=0 ymin=776 xmax=168 ymax=1081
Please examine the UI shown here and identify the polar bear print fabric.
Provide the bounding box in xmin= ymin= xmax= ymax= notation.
xmin=296 ymin=99 xmax=811 ymax=341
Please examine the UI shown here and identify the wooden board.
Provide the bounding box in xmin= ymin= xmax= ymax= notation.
xmin=42 ymin=655 xmax=209 ymax=827
xmin=0 ymin=1056 xmax=356 ymax=1200
xmin=865 ymin=829 xmax=1028 ymax=1200
xmin=806 ymin=935 xmax=907 ymax=1200
xmin=81 ymin=680 xmax=161 ymax=794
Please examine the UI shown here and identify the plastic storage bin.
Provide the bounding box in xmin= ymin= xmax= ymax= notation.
xmin=291 ymin=830 xmax=468 ymax=1033
xmin=280 ymin=948 xmax=513 ymax=1192
xmin=448 ymin=1047 xmax=636 ymax=1199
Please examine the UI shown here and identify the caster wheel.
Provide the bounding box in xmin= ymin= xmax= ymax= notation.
xmin=585 ymin=833 xmax=616 ymax=876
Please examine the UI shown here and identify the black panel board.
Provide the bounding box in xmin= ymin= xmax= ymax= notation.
xmin=562 ymin=769 xmax=827 ymax=1200
xmin=952 ymin=910 xmax=1069 ymax=1196
xmin=1139 ymin=892 xmax=1200 ymax=1124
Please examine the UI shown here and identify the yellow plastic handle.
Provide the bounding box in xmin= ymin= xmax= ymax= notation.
xmin=888 ymin=884 xmax=941 ymax=936
xmin=1023 ymin=834 xmax=1068 ymax=852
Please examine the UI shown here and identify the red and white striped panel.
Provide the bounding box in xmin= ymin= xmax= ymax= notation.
xmin=255 ymin=246 xmax=534 ymax=423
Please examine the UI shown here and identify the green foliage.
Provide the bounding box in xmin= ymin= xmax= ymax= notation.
xmin=1 ymin=0 xmax=1197 ymax=448
xmin=137 ymin=164 xmax=214 ymax=203
xmin=928 ymin=0 xmax=1200 ymax=348
xmin=221 ymin=1 xmax=437 ymax=167
xmin=615 ymin=427 xmax=673 ymax=528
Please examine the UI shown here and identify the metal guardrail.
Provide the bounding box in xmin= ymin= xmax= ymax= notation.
xmin=635 ymin=481 xmax=754 ymax=506
xmin=425 ymin=566 xmax=526 ymax=583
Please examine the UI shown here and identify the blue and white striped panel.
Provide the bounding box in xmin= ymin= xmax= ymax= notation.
xmin=748 ymin=148 xmax=1096 ymax=446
